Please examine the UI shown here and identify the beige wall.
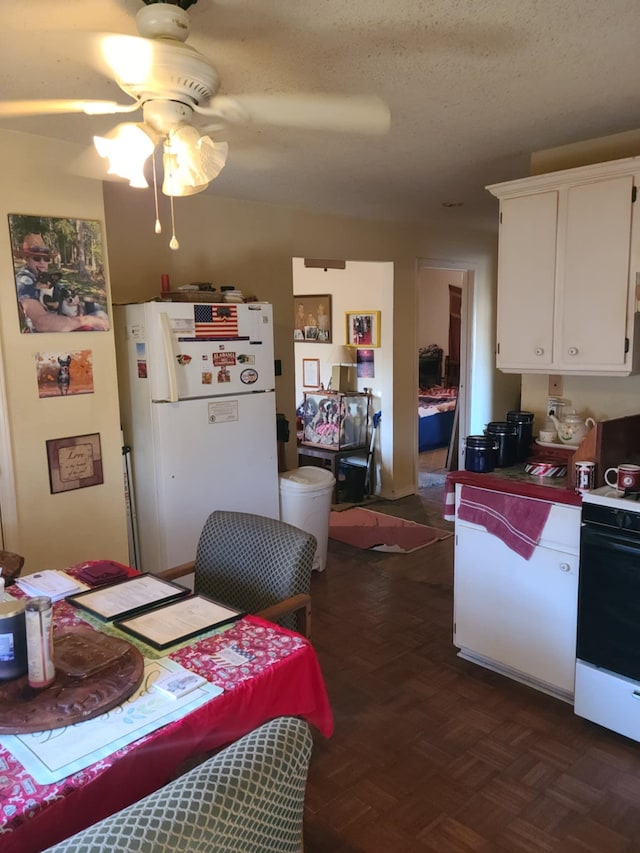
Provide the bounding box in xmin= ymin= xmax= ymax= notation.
xmin=417 ymin=268 xmax=462 ymax=356
xmin=0 ymin=131 xmax=129 ymax=569
xmin=104 ymin=182 xmax=501 ymax=493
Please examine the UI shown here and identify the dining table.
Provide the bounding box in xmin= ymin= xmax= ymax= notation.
xmin=0 ymin=562 xmax=333 ymax=853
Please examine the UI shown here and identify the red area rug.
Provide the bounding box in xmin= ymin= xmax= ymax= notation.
xmin=329 ymin=507 xmax=453 ymax=553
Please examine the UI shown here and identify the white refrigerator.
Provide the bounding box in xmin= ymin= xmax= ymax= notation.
xmin=114 ymin=301 xmax=280 ymax=574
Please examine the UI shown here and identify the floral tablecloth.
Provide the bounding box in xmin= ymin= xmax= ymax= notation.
xmin=0 ymin=565 xmax=333 ymax=853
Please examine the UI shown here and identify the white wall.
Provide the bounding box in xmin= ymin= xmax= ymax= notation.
xmin=292 ymin=258 xmax=393 ymax=495
xmin=0 ymin=130 xmax=129 ymax=569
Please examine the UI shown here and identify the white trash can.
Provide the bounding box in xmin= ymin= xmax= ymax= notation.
xmin=279 ymin=466 xmax=335 ymax=572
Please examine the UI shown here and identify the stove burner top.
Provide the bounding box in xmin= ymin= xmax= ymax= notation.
xmin=582 ymin=485 xmax=640 ymax=510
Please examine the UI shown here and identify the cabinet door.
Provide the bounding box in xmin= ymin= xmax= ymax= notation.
xmin=496 ymin=191 xmax=558 ymax=370
xmin=454 ymin=522 xmax=578 ymax=694
xmin=558 ymin=175 xmax=634 ymax=370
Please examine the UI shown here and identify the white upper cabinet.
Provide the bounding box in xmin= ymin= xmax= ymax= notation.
xmin=488 ymin=158 xmax=640 ymax=375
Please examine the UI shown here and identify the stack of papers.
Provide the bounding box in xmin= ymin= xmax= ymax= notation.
xmin=15 ymin=570 xmax=89 ymax=602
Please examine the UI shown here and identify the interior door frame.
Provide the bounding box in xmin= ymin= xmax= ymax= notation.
xmin=416 ymin=258 xmax=475 ymax=473
xmin=0 ymin=343 xmax=18 ymax=549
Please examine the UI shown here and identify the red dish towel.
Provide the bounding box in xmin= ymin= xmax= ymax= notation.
xmin=443 ymin=476 xmax=456 ymax=522
xmin=457 ymin=485 xmax=552 ymax=560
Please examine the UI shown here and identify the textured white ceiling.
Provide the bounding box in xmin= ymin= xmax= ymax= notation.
xmin=1 ymin=0 xmax=640 ymax=228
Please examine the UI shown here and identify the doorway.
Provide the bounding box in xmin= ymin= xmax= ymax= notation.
xmin=416 ymin=261 xmax=470 ymax=485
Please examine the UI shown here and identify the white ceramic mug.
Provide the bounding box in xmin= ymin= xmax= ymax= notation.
xmin=539 ymin=428 xmax=557 ymax=443
xmin=605 ymin=463 xmax=640 ymax=492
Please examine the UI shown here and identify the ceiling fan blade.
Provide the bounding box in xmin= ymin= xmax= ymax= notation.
xmin=0 ymin=99 xmax=140 ymax=118
xmin=196 ymin=94 xmax=391 ymax=135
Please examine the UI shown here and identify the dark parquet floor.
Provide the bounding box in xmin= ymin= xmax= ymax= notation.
xmin=303 ymin=485 xmax=640 ymax=852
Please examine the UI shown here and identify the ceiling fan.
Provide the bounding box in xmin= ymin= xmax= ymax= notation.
xmin=0 ymin=0 xmax=390 ymax=247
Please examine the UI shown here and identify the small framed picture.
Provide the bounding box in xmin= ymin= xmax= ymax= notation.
xmin=302 ymin=358 xmax=321 ymax=388
xmin=294 ymin=294 xmax=332 ymax=343
xmin=345 ymin=311 xmax=381 ymax=348
xmin=46 ymin=432 xmax=103 ymax=494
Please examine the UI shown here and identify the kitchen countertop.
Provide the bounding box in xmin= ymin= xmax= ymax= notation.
xmin=446 ymin=466 xmax=582 ymax=507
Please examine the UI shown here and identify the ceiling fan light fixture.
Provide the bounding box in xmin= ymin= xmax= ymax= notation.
xmin=93 ymin=122 xmax=158 ymax=188
xmin=162 ymin=147 xmax=203 ymax=196
xmin=168 ymin=126 xmax=228 ymax=185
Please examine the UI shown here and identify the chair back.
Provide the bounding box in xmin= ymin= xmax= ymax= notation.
xmin=44 ymin=716 xmax=313 ymax=853
xmin=194 ymin=510 xmax=316 ymax=630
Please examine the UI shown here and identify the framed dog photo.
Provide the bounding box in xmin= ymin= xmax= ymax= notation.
xmin=8 ymin=213 xmax=110 ymax=334
xmin=345 ymin=311 xmax=380 ymax=348
xmin=35 ymin=350 xmax=94 ymax=399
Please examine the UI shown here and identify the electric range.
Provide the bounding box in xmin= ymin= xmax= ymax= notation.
xmin=581 ymin=484 xmax=640 ymax=510
xmin=575 ymin=484 xmax=640 ymax=742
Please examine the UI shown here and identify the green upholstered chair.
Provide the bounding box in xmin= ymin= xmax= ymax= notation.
xmin=161 ymin=511 xmax=317 ymax=637
xmin=44 ymin=716 xmax=313 ymax=853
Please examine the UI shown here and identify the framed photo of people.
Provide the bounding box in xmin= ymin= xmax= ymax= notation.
xmin=294 ymin=294 xmax=332 ymax=343
xmin=8 ymin=213 xmax=110 ymax=334
xmin=345 ymin=311 xmax=381 ymax=348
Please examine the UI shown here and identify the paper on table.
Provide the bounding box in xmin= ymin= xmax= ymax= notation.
xmin=15 ymin=570 xmax=89 ymax=602
xmin=0 ymin=659 xmax=223 ymax=784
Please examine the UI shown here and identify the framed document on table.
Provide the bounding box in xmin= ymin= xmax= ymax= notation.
xmin=115 ymin=595 xmax=243 ymax=650
xmin=68 ymin=574 xmax=189 ymax=622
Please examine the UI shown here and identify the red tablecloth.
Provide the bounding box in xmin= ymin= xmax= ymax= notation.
xmin=0 ymin=566 xmax=333 ymax=853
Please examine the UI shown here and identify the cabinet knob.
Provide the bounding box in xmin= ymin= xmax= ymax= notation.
xmin=534 ymin=347 xmax=544 ymax=356
xmin=568 ymin=347 xmax=579 ymax=356
xmin=559 ymin=562 xmax=571 ymax=572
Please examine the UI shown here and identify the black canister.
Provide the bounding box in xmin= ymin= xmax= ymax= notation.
xmin=485 ymin=421 xmax=518 ymax=468
xmin=0 ymin=599 xmax=27 ymax=680
xmin=464 ymin=435 xmax=498 ymax=473
xmin=506 ymin=411 xmax=535 ymax=462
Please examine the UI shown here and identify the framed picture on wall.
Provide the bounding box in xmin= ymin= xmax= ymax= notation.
xmin=345 ymin=311 xmax=380 ymax=348
xmin=46 ymin=432 xmax=103 ymax=494
xmin=8 ymin=213 xmax=110 ymax=334
xmin=294 ymin=294 xmax=332 ymax=343
xmin=302 ymin=358 xmax=321 ymax=388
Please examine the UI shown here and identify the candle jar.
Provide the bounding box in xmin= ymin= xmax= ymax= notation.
xmin=0 ymin=599 xmax=27 ymax=680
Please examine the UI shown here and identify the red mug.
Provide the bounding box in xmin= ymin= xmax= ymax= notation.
xmin=605 ymin=464 xmax=640 ymax=492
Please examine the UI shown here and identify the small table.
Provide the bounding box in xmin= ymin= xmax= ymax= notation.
xmin=2 ymin=565 xmax=333 ymax=853
xmin=297 ymin=444 xmax=368 ymax=501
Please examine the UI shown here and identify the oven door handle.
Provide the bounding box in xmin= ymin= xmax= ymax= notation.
xmin=581 ymin=525 xmax=640 ymax=555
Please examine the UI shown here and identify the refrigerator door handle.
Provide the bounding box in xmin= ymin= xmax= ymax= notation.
xmin=158 ymin=311 xmax=179 ymax=403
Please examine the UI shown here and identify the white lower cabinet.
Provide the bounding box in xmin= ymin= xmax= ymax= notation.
xmin=453 ymin=488 xmax=580 ymax=701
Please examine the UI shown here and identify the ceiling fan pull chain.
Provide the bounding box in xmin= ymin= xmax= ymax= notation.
xmin=164 ymin=142 xmax=180 ymax=250
xmin=169 ymin=194 xmax=179 ymax=251
xmin=152 ymin=152 xmax=162 ymax=235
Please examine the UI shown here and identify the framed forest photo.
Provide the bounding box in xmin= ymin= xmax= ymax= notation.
xmin=8 ymin=214 xmax=110 ymax=334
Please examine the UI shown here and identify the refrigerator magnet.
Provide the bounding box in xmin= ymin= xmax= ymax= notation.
xmin=240 ymin=369 xmax=258 ymax=385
